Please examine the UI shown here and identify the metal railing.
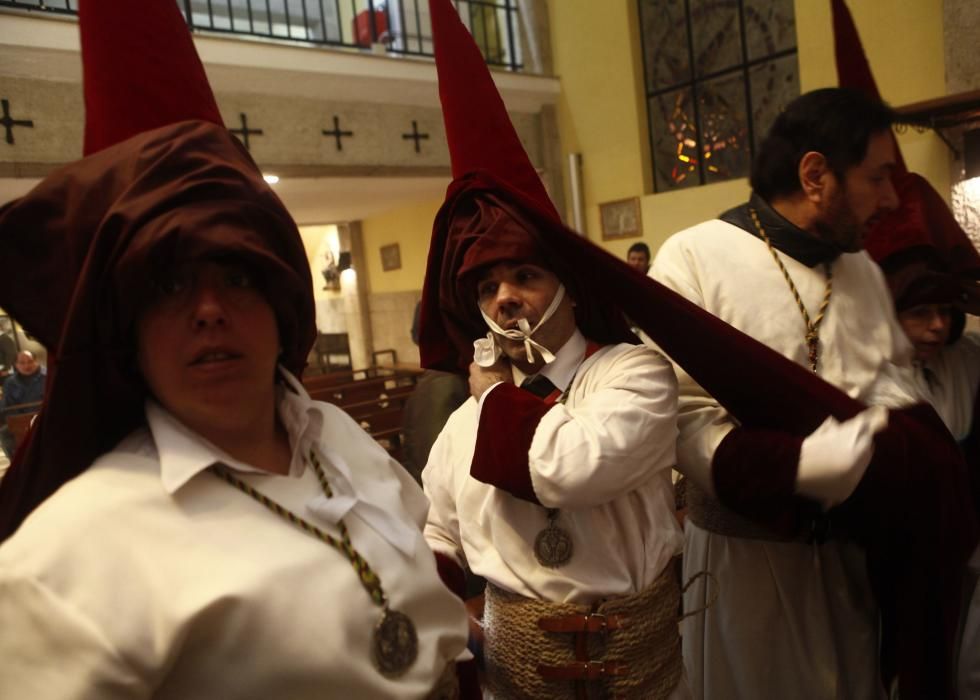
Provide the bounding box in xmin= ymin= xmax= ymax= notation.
xmin=0 ymin=0 xmax=523 ymax=70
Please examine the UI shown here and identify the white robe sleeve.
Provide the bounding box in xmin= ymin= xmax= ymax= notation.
xmin=421 ymin=424 xmax=467 ymax=569
xmin=649 ymin=235 xmax=734 ymax=497
xmin=527 ymin=345 xmax=680 ymax=509
xmin=0 ymin=575 xmax=147 ymax=699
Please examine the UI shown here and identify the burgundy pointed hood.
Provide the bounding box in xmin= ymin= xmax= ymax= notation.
xmin=0 ymin=0 xmax=314 ymax=540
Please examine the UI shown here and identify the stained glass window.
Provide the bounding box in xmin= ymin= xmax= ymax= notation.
xmin=638 ymin=0 xmax=799 ymax=192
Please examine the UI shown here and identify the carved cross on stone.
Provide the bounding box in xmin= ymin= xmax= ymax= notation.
xmin=322 ymin=115 xmax=354 ymax=151
xmin=0 ymin=99 xmax=34 ymax=145
xmin=401 ymin=120 xmax=430 ymax=153
xmin=229 ymin=112 xmax=263 ymax=151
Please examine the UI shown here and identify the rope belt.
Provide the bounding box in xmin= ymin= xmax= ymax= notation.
xmin=687 ymin=482 xmax=838 ymax=544
xmin=482 ymin=567 xmax=683 ymax=699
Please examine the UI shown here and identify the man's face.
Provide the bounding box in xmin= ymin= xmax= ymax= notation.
xmin=815 ymin=130 xmax=899 ymax=252
xmin=898 ymin=303 xmax=953 ymax=363
xmin=627 ymin=251 xmax=650 ymax=274
xmin=476 ymin=262 xmax=577 ymax=373
xmin=14 ymin=352 xmax=38 ymax=376
xmin=137 ymin=259 xmax=281 ymax=438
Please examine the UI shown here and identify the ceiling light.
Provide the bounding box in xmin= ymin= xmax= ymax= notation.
xmin=263 ymin=174 xmax=280 ymax=185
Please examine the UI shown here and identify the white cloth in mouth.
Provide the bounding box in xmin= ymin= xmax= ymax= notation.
xmin=473 ymin=284 xmax=566 ymax=367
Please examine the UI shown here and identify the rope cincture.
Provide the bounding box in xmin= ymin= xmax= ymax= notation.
xmin=211 ymin=449 xmax=387 ymax=608
xmin=750 ymin=208 xmax=834 ymax=373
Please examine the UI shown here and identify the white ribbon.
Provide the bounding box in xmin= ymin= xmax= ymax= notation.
xmin=473 ymin=284 xmax=566 ymax=367
xmin=279 ymin=368 xmax=418 ymax=556
xmin=304 ymin=444 xmax=417 ymax=556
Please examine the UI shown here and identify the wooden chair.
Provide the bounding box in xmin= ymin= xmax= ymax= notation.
xmin=3 ymin=400 xmax=42 ymax=449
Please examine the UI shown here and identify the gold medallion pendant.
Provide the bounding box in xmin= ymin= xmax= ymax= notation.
xmin=534 ymin=509 xmax=573 ymax=568
xmin=373 ymin=608 xmax=419 ymax=678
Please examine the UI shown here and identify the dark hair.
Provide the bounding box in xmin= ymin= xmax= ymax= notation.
xmin=628 ymin=242 xmax=650 ymax=257
xmin=750 ymin=88 xmax=896 ymax=201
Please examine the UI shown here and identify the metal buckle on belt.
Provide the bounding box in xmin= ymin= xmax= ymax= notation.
xmin=537 ymin=660 xmax=629 ymax=681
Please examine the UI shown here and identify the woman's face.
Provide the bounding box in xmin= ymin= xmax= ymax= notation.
xmin=137 ymin=258 xmax=281 ymax=441
xmin=897 ymin=303 xmax=953 ymax=363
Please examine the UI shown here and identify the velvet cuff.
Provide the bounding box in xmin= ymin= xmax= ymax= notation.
xmin=433 ymin=551 xmax=467 ymax=600
xmin=469 ymin=383 xmax=550 ymax=504
xmin=711 ymin=426 xmax=810 ymax=533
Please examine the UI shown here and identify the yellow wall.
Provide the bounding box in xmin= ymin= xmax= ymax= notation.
xmin=360 ymin=198 xmax=443 ymax=293
xmin=796 ymin=0 xmax=950 ymax=195
xmin=546 ymin=0 xmax=951 ymax=258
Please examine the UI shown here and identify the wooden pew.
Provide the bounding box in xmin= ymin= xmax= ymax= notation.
xmin=304 ymin=368 xmax=422 ymax=409
xmin=301 ymin=366 xmax=423 ymax=460
xmin=355 ymin=406 xmax=408 ymax=461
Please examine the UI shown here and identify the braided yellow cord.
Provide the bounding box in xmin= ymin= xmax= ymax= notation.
xmin=211 ymin=451 xmax=388 ymax=607
xmin=749 ymin=208 xmax=833 ymax=373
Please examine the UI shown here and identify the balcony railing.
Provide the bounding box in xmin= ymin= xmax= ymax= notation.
xmin=0 ymin=0 xmax=524 ymax=70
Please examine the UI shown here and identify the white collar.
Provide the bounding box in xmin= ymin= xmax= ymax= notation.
xmin=146 ymin=368 xmax=418 ymax=555
xmin=511 ymin=329 xmax=587 ymax=392
xmin=149 ymin=367 xmax=320 ymax=495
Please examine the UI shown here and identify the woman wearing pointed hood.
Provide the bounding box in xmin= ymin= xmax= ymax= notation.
xmin=0 ymin=1 xmax=471 ymax=697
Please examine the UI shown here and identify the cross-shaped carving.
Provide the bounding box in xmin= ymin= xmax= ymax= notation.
xmin=0 ymin=99 xmax=34 ymax=145
xmin=401 ymin=120 xmax=430 ymax=153
xmin=322 ymin=115 xmax=354 ymax=151
xmin=229 ymin=112 xmax=264 ymax=151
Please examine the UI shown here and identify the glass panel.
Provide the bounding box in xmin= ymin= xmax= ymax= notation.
xmin=262 ymin=0 xmax=288 ymax=36
xmin=749 ymin=53 xmax=799 ymax=152
xmin=650 ymin=88 xmax=700 ymax=191
xmin=229 ymin=0 xmax=254 ymax=33
xmin=638 ymin=0 xmax=691 ymax=93
xmin=698 ymin=71 xmax=750 ymax=183
xmin=248 ymin=0 xmax=272 ymax=35
xmin=286 ymin=0 xmax=307 ymax=39
xmin=690 ymin=0 xmax=740 ymax=78
xmin=743 ymin=0 xmax=796 ymax=61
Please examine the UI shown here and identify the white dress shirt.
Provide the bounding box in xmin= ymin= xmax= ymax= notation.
xmin=0 ymin=369 xmax=468 ymax=699
xmin=423 ymin=332 xmax=683 ymax=604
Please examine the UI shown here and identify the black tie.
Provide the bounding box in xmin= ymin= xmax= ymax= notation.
xmin=520 ymin=374 xmax=557 ymax=399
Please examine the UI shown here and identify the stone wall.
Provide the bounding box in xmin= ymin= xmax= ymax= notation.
xmin=368 ymin=290 xmax=421 ymax=367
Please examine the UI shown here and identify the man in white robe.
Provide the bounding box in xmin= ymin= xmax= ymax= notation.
xmin=650 ymin=87 xmax=919 ymax=699
xmin=417 ymin=2 xmax=688 ymax=696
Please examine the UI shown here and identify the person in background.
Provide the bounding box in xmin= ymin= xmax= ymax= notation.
xmin=865 ymin=172 xmax=980 ymax=447
xmin=627 ymin=241 xmax=651 ymax=274
xmin=0 ymin=0 xmax=472 ymax=697
xmin=863 ymin=171 xmax=980 ymax=699
xmin=402 ymin=299 xmax=468 ymax=483
xmin=0 ymin=351 xmax=45 ymax=459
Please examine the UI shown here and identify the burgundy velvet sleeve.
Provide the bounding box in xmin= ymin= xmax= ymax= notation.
xmin=835 ymin=403 xmax=979 ymax=698
xmin=433 ymin=551 xmax=467 ymax=600
xmin=469 ymin=383 xmax=551 ymax=504
xmin=711 ymin=426 xmax=811 ymax=533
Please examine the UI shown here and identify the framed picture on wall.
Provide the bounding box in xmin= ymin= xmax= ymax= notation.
xmin=599 ymin=197 xmax=642 ymax=240
xmin=380 ymin=243 xmax=402 ymax=271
